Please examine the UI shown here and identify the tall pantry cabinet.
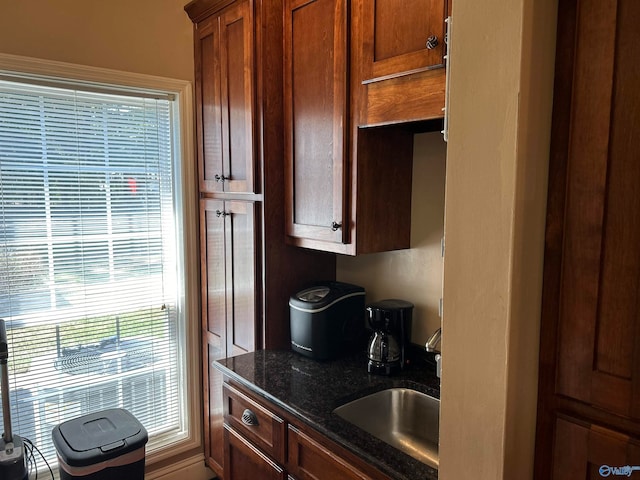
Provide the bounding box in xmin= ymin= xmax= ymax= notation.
xmin=535 ymin=0 xmax=640 ymax=477
xmin=185 ymin=0 xmax=336 ymax=476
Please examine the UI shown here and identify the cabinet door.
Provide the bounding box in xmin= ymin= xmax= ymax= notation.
xmin=288 ymin=425 xmax=373 ymax=480
xmin=223 ymin=200 xmax=258 ymax=356
xmin=360 ymin=0 xmax=447 ymax=83
xmin=224 ymin=425 xmax=286 ymax=480
xmin=536 ymin=1 xmax=640 ymax=477
xmin=220 ymin=0 xmax=256 ymax=193
xmin=200 ymin=199 xmax=227 ymax=474
xmin=552 ymin=416 xmax=640 ymax=480
xmin=201 ymin=198 xmax=258 ymax=471
xmin=553 ymin=0 xmax=640 ymax=420
xmin=196 ymin=16 xmax=224 ymax=193
xmin=201 ymin=199 xmax=227 ymax=354
xmin=284 ymin=0 xmax=348 ymax=245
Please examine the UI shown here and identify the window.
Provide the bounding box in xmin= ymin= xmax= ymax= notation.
xmin=0 ymin=64 xmax=197 ymax=472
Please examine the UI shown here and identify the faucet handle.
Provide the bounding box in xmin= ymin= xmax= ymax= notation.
xmin=435 ymin=354 xmax=442 ymax=380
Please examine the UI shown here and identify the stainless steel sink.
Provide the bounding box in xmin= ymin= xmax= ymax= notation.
xmin=333 ymin=388 xmax=439 ymax=468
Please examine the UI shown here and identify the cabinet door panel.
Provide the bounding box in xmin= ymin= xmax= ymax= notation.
xmin=221 ymin=0 xmax=256 ymax=193
xmin=555 ymin=0 xmax=640 ymax=419
xmin=552 ymin=416 xmax=640 ymax=480
xmin=201 ymin=198 xmax=227 ymax=474
xmin=225 ymin=200 xmax=257 ymax=356
xmin=284 ymin=0 xmax=347 ymax=244
xmin=224 ymin=425 xmax=286 ymax=480
xmin=196 ymin=17 xmax=224 ymax=193
xmin=361 ymin=0 xmax=446 ymax=83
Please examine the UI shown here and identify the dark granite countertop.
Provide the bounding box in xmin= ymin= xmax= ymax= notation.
xmin=215 ymin=348 xmax=439 ymax=480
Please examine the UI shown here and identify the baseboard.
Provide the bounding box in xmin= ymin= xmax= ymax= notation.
xmin=145 ymin=454 xmax=214 ymax=480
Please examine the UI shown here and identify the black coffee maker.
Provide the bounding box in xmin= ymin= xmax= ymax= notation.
xmin=366 ymin=299 xmax=414 ymax=375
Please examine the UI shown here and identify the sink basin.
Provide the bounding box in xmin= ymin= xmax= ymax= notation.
xmin=333 ymin=388 xmax=439 ymax=468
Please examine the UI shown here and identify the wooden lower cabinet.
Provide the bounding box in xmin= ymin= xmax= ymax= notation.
xmin=222 ymin=380 xmax=390 ymax=480
xmin=201 ymin=199 xmax=258 ymax=474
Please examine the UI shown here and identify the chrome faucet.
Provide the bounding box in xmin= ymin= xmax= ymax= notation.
xmin=425 ymin=327 xmax=441 ymax=353
xmin=425 ymin=328 xmax=442 ymax=380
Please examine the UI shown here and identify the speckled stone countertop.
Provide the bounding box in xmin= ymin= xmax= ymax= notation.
xmin=215 ymin=349 xmax=439 ymax=480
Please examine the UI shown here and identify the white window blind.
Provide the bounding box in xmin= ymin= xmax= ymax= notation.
xmin=0 ymin=79 xmax=185 ymax=469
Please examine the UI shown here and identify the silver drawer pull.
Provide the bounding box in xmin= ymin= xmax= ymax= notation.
xmin=241 ymin=409 xmax=259 ymax=426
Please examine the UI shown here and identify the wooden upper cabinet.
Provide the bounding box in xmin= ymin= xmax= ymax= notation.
xmin=284 ymin=0 xmax=348 ymax=245
xmin=195 ymin=0 xmax=255 ymax=194
xmin=360 ymin=0 xmax=447 ymax=83
xmin=353 ymin=0 xmax=449 ymax=125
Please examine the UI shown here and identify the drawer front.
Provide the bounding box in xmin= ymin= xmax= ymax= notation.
xmin=224 ymin=425 xmax=286 ymax=480
xmin=223 ymin=382 xmax=286 ymax=464
xmin=288 ymin=425 xmax=372 ymax=480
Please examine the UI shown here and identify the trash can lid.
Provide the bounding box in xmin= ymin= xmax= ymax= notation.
xmin=52 ymin=408 xmax=148 ymax=467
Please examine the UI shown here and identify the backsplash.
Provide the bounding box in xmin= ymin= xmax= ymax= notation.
xmin=337 ymin=131 xmax=446 ymax=347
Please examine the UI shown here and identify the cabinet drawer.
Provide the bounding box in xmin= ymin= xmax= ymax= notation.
xmin=223 ymin=382 xmax=286 ymax=464
xmin=288 ymin=424 xmax=373 ymax=480
xmin=224 ymin=425 xmax=286 ymax=480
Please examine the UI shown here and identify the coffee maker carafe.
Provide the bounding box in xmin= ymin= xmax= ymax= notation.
xmin=366 ymin=299 xmax=414 ymax=375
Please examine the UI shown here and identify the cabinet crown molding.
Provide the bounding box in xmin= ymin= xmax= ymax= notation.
xmin=185 ymin=0 xmax=237 ymax=23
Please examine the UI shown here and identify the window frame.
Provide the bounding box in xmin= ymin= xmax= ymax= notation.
xmin=0 ymin=52 xmax=201 ymax=468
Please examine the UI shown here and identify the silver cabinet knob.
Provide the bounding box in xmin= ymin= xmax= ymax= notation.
xmin=241 ymin=409 xmax=259 ymax=426
xmin=426 ymin=35 xmax=439 ymax=49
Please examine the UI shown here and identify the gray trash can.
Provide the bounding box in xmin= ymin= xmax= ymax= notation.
xmin=52 ymin=408 xmax=147 ymax=480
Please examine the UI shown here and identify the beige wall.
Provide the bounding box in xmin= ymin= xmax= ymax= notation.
xmin=439 ymin=0 xmax=557 ymax=478
xmin=0 ymin=0 xmax=194 ymax=81
xmin=337 ymin=132 xmax=446 ymax=346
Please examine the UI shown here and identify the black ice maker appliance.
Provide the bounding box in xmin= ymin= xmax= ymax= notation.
xmin=289 ymin=281 xmax=365 ymax=360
